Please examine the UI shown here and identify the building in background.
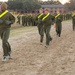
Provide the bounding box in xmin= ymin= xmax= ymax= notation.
xmin=41 ymin=4 xmax=65 ymax=14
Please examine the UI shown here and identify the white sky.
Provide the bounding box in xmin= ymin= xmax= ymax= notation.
xmin=0 ymin=0 xmax=70 ymax=4
xmin=0 ymin=0 xmax=8 ymax=2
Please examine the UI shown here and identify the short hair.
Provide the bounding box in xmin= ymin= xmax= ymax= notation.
xmin=1 ymin=2 xmax=8 ymax=10
xmin=39 ymin=8 xmax=43 ymax=11
xmin=44 ymin=8 xmax=50 ymax=12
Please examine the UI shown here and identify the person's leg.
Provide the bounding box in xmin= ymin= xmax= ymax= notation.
xmin=73 ymin=24 xmax=74 ymax=30
xmin=56 ymin=23 xmax=59 ymax=35
xmin=56 ymin=30 xmax=58 ymax=35
xmin=58 ymin=24 xmax=62 ymax=37
xmin=37 ymin=25 xmax=41 ymax=35
xmin=72 ymin=21 xmax=74 ymax=31
xmin=19 ymin=19 xmax=20 ymax=24
xmin=40 ymin=26 xmax=44 ymax=43
xmin=22 ymin=21 xmax=24 ymax=26
xmin=29 ymin=21 xmax=31 ymax=26
xmin=1 ymin=28 xmax=11 ymax=58
xmin=74 ymin=24 xmax=75 ymax=30
xmin=37 ymin=25 xmax=42 ymax=44
xmin=73 ymin=22 xmax=75 ymax=31
xmin=45 ymin=26 xmax=51 ymax=46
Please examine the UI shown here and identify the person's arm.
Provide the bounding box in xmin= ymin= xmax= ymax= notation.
xmin=58 ymin=15 xmax=63 ymax=22
xmin=51 ymin=15 xmax=55 ymax=25
xmin=9 ymin=13 xmax=15 ymax=24
xmin=5 ymin=13 xmax=15 ymax=25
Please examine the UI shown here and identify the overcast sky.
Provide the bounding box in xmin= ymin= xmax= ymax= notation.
xmin=0 ymin=0 xmax=8 ymax=2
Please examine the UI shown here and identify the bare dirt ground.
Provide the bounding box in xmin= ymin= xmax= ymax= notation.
xmin=0 ymin=20 xmax=75 ymax=75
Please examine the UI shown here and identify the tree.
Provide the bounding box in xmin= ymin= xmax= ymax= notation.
xmin=65 ymin=0 xmax=75 ymax=11
xmin=8 ymin=1 xmax=22 ymax=10
xmin=22 ymin=0 xmax=41 ymax=11
xmin=8 ymin=0 xmax=41 ymax=11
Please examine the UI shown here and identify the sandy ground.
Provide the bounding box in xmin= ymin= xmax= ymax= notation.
xmin=0 ymin=20 xmax=75 ymax=75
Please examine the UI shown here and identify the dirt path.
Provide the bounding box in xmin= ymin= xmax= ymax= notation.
xmin=0 ymin=20 xmax=75 ymax=75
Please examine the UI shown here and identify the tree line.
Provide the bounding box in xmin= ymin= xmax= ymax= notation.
xmin=7 ymin=0 xmax=41 ymax=12
xmin=7 ymin=0 xmax=75 ymax=12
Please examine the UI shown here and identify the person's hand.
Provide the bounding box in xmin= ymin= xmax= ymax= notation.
xmin=54 ymin=23 xmax=56 ymax=28
xmin=0 ymin=19 xmax=3 ymax=24
xmin=5 ymin=21 xmax=11 ymax=25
